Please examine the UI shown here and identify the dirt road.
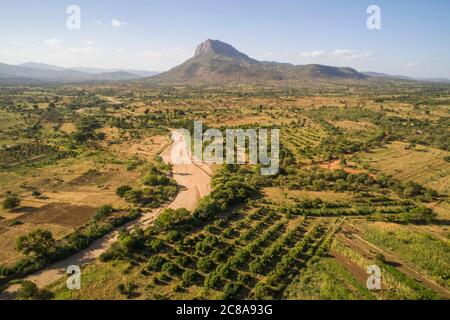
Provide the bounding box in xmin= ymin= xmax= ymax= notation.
xmin=0 ymin=131 xmax=212 ymax=300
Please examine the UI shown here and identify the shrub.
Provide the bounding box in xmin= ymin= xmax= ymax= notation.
xmin=143 ymin=173 xmax=171 ymax=186
xmin=204 ymin=272 xmax=221 ymax=289
xmin=182 ymin=270 xmax=198 ymax=286
xmin=400 ymin=207 xmax=437 ymax=224
xmin=16 ymin=229 xmax=55 ymax=260
xmin=161 ymin=262 xmax=179 ymax=276
xmin=221 ymin=282 xmax=241 ymax=300
xmin=93 ymin=205 xmax=115 ymax=222
xmin=197 ymin=257 xmax=215 ymax=273
xmin=31 ymin=190 xmax=41 ymax=198
xmin=99 ymin=242 xmax=128 ymax=262
xmin=118 ymin=227 xmax=145 ymax=252
xmin=116 ymin=185 xmax=132 ymax=198
xmin=16 ymin=281 xmax=52 ymax=300
xmin=148 ymin=239 xmax=164 ymax=252
xmin=237 ymin=273 xmax=252 ymax=285
xmin=166 ymin=230 xmax=182 ymax=243
xmin=147 ymin=255 xmax=166 ymax=271
xmin=154 ymin=208 xmax=192 ymax=231
xmin=3 ymin=196 xmax=21 ymax=210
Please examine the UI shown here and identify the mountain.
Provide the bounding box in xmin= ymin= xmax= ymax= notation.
xmin=415 ymin=77 xmax=450 ymax=84
xmin=150 ymin=39 xmax=368 ymax=83
xmin=0 ymin=62 xmax=156 ymax=83
xmin=93 ymin=71 xmax=144 ymax=81
xmin=0 ymin=63 xmax=92 ymax=82
xmin=19 ymin=62 xmax=68 ymax=72
xmin=363 ymin=71 xmax=450 ymax=84
xmin=362 ymin=71 xmax=413 ymax=81
xmin=72 ymin=67 xmax=158 ymax=78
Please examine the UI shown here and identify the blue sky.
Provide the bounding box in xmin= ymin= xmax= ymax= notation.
xmin=0 ymin=0 xmax=449 ymax=77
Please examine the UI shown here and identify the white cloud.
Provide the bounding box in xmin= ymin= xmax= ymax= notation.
xmin=44 ymin=39 xmax=62 ymax=48
xmin=297 ymin=49 xmax=373 ymax=62
xmin=406 ymin=62 xmax=423 ymax=68
xmin=301 ymin=50 xmax=326 ymax=58
xmin=144 ymin=50 xmax=164 ymax=58
xmin=111 ymin=19 xmax=126 ymax=28
xmin=332 ymin=49 xmax=373 ymax=60
xmin=96 ymin=20 xmax=102 ymax=24
xmin=85 ymin=40 xmax=94 ymax=45
xmin=66 ymin=47 xmax=100 ymax=54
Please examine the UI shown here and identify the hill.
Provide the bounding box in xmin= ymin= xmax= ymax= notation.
xmin=149 ymin=39 xmax=368 ymax=83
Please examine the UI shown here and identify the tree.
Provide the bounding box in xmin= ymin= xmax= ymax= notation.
xmin=93 ymin=205 xmax=115 ymax=222
xmin=3 ymin=196 xmax=21 ymax=210
xmin=16 ymin=229 xmax=55 ymax=260
xmin=154 ymin=208 xmax=192 ymax=231
xmin=204 ymin=272 xmax=221 ymax=289
xmin=197 ymin=257 xmax=215 ymax=273
xmin=403 ymin=207 xmax=437 ymax=224
xmin=182 ymin=270 xmax=198 ymax=286
xmin=16 ymin=281 xmax=52 ymax=300
xmin=147 ymin=255 xmax=166 ymax=271
xmin=116 ymin=185 xmax=132 ymax=198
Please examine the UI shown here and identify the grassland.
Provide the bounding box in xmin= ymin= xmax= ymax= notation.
xmin=356 ymin=141 xmax=450 ymax=194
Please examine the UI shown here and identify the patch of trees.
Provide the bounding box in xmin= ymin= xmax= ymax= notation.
xmin=192 ymin=166 xmax=259 ymax=222
xmin=276 ymin=168 xmax=438 ymax=202
xmin=72 ymin=116 xmax=103 ymax=143
xmin=307 ymin=106 xmax=450 ymax=152
xmin=116 ymin=164 xmax=177 ymax=208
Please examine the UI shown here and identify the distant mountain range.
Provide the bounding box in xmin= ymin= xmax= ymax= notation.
xmin=0 ymin=62 xmax=158 ymax=84
xmin=362 ymin=71 xmax=450 ymax=84
xmin=149 ymin=39 xmax=368 ymax=83
xmin=1 ymin=40 xmax=449 ymax=85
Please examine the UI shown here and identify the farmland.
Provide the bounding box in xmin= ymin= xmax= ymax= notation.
xmin=0 ymin=82 xmax=448 ymax=301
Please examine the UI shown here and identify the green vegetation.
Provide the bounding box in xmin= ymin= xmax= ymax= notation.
xmin=16 ymin=230 xmax=55 ymax=260
xmin=363 ymin=226 xmax=450 ymax=288
xmin=0 ymin=82 xmax=449 ymax=301
xmin=2 ymin=195 xmax=21 ymax=210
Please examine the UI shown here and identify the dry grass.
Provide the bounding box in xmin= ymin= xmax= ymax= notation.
xmin=359 ymin=141 xmax=450 ymax=194
xmin=263 ymin=187 xmax=352 ymax=203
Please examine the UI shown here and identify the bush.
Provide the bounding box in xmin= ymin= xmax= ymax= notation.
xmin=16 ymin=281 xmax=52 ymax=300
xmin=161 ymin=262 xmax=179 ymax=276
xmin=99 ymin=242 xmax=128 ymax=262
xmin=143 ymin=173 xmax=171 ymax=186
xmin=182 ymin=270 xmax=198 ymax=286
xmin=93 ymin=205 xmax=115 ymax=222
xmin=399 ymin=207 xmax=437 ymax=224
xmin=3 ymin=196 xmax=21 ymax=210
xmin=237 ymin=273 xmax=252 ymax=285
xmin=166 ymin=230 xmax=182 ymax=243
xmin=147 ymin=255 xmax=166 ymax=271
xmin=154 ymin=208 xmax=192 ymax=231
xmin=16 ymin=229 xmax=55 ymax=260
xmin=197 ymin=257 xmax=215 ymax=273
xmin=204 ymin=272 xmax=221 ymax=289
xmin=221 ymin=282 xmax=241 ymax=300
xmin=148 ymin=239 xmax=164 ymax=252
xmin=31 ymin=190 xmax=41 ymax=198
xmin=117 ymin=227 xmax=145 ymax=252
xmin=116 ymin=185 xmax=132 ymax=198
